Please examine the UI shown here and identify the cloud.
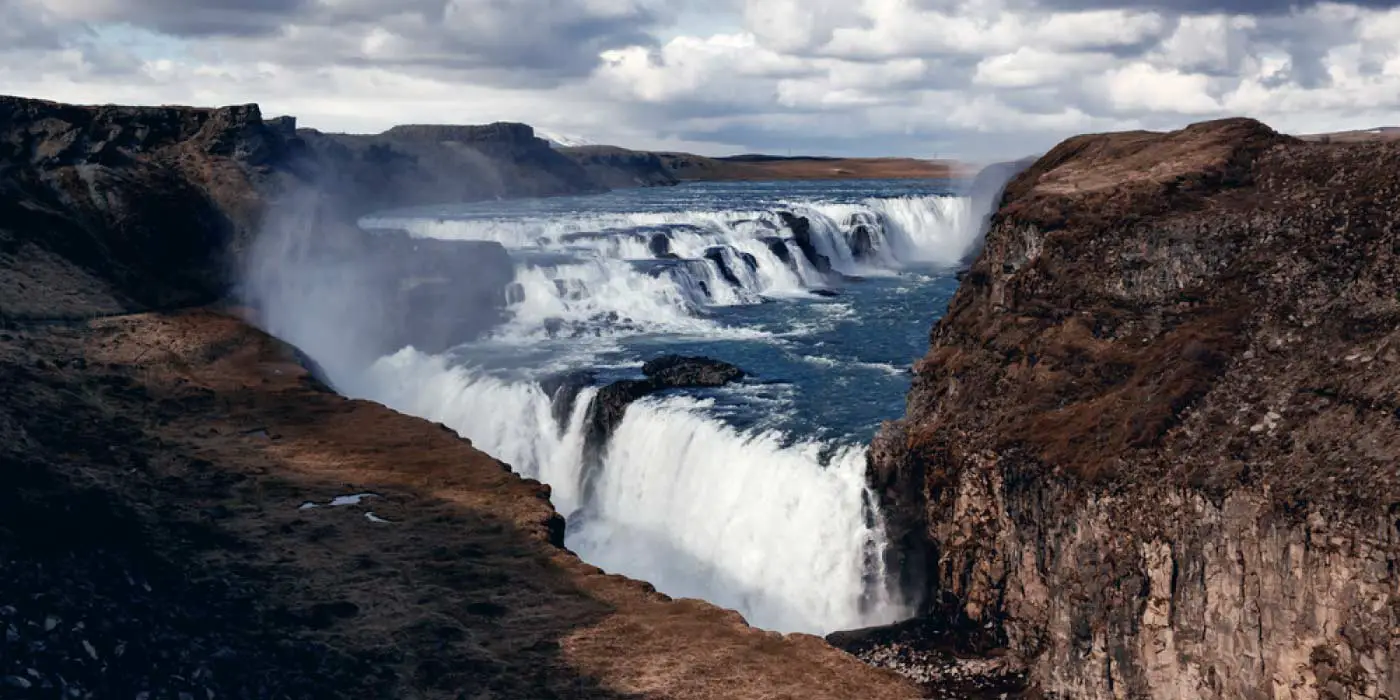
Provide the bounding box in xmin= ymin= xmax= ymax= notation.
xmin=1032 ymin=0 xmax=1400 ymax=13
xmin=31 ymin=0 xmax=669 ymax=82
xmin=1 ymin=0 xmax=66 ymax=51
xmin=42 ymin=0 xmax=311 ymax=37
xmin=4 ymin=0 xmax=1400 ymax=160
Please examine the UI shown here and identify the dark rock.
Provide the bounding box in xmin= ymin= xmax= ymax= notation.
xmin=578 ymin=356 xmax=747 ymax=500
xmin=843 ymin=213 xmax=880 ymax=259
xmin=777 ymin=211 xmax=832 ymax=274
xmin=703 ymin=247 xmax=744 ymax=289
xmin=581 ymin=378 xmax=658 ymax=461
xmin=557 ymin=145 xmax=680 ymax=188
xmin=849 ymin=225 xmax=877 ymax=259
xmin=811 ymin=289 xmax=840 ymax=298
xmin=539 ymin=370 xmax=597 ymax=430
xmin=642 ymin=355 xmax=745 ymax=387
xmin=763 ymin=237 xmax=795 ymax=267
xmin=648 ymin=233 xmax=672 ymax=258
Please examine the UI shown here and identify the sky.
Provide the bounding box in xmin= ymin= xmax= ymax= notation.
xmin=3 ymin=0 xmax=1400 ymax=159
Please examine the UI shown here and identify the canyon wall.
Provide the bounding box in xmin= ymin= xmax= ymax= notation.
xmin=868 ymin=118 xmax=1400 ymax=699
xmin=0 ymin=96 xmax=632 ymax=351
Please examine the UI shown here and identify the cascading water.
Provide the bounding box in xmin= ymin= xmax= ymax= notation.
xmin=260 ymin=179 xmax=975 ymax=636
xmin=364 ymin=191 xmax=976 ymax=338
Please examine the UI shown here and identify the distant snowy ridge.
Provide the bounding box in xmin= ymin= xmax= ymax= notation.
xmin=536 ymin=129 xmax=598 ymax=149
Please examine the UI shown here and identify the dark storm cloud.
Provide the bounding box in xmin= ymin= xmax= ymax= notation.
xmin=1029 ymin=0 xmax=1400 ymax=14
xmin=1 ymin=2 xmax=64 ymax=50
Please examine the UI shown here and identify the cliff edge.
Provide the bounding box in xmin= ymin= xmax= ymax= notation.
xmin=867 ymin=117 xmax=1399 ymax=698
xmin=0 ymin=96 xmax=922 ymax=699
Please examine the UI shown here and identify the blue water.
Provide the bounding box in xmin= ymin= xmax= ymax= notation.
xmin=371 ymin=179 xmax=964 ymax=445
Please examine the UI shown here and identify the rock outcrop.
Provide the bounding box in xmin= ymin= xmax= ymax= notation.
xmin=778 ymin=211 xmax=834 ymax=274
xmin=557 ymin=145 xmax=680 ymax=189
xmin=296 ymin=122 xmax=607 ymax=217
xmin=579 ymin=355 xmax=747 ymax=457
xmin=866 ymin=117 xmax=1400 ymax=699
xmin=0 ymin=96 xmax=293 ymax=318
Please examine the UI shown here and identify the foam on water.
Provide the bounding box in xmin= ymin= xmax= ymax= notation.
xmin=366 ymin=194 xmax=973 ymax=342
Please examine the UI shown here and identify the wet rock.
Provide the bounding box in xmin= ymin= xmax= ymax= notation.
xmin=703 ymin=247 xmax=745 ymax=289
xmin=642 ymin=355 xmax=746 ymax=387
xmin=844 ymin=213 xmax=880 ymax=260
xmin=648 ymin=232 xmax=675 ymax=258
xmin=778 ymin=211 xmax=833 ymax=274
xmin=539 ymin=370 xmax=597 ymax=430
xmin=848 ymin=225 xmax=876 ymax=259
xmin=763 ymin=237 xmax=795 ymax=267
xmin=582 ymin=379 xmax=659 ymax=461
xmin=580 ymin=356 xmax=748 ymax=480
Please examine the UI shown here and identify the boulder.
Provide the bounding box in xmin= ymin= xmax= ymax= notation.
xmin=642 ymin=355 xmax=746 ymax=387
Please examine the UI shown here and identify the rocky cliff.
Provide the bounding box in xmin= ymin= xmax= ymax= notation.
xmin=0 ymin=96 xmax=292 ymax=318
xmin=297 ymin=122 xmax=607 ymax=216
xmin=554 ymin=145 xmax=680 ymax=189
xmin=0 ymin=96 xmax=643 ymax=353
xmin=0 ymin=95 xmax=926 ymax=699
xmin=866 ymin=117 xmax=1400 ymax=698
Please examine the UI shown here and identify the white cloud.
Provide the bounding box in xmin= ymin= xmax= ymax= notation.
xmin=3 ymin=0 xmax=1400 ymax=159
xmin=974 ymin=48 xmax=1116 ymax=88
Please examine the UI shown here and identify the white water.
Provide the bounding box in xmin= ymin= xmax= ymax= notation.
xmin=333 ymin=349 xmax=904 ymax=633
xmin=250 ymin=189 xmax=984 ymax=637
xmin=366 ymin=195 xmax=974 ymax=342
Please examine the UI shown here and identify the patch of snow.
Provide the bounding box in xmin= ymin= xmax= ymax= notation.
xmin=330 ymin=493 xmax=378 ymax=507
xmin=364 ymin=512 xmax=392 ymax=523
xmin=535 ymin=128 xmax=597 ymax=149
xmin=297 ymin=493 xmax=382 ymax=511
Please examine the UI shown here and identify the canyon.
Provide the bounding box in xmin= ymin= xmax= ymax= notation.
xmin=3 ymin=94 xmax=1397 ymax=699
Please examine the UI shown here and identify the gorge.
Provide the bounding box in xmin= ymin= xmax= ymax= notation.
xmin=2 ymin=95 xmax=1397 ymax=699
